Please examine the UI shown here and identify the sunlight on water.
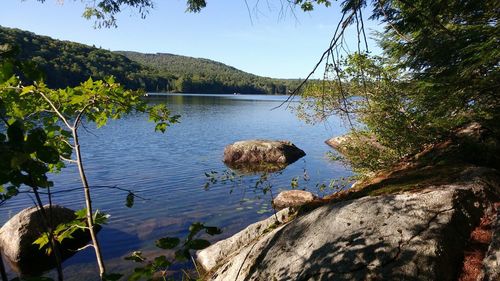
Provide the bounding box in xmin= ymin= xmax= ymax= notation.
xmin=0 ymin=94 xmax=351 ymax=280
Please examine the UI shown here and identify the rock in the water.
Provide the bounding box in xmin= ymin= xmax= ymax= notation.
xmin=325 ymin=134 xmax=386 ymax=155
xmin=0 ymin=205 xmax=91 ymax=276
xmin=223 ymin=140 xmax=305 ymax=169
xmin=325 ymin=135 xmax=351 ymax=150
xmin=204 ymin=184 xmax=492 ymax=281
xmin=272 ymin=190 xmax=318 ymax=210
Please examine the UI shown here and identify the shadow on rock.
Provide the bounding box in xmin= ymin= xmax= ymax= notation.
xmin=0 ymin=205 xmax=100 ymax=277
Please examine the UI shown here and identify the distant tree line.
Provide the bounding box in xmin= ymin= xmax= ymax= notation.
xmin=118 ymin=51 xmax=300 ymax=94
xmin=0 ymin=26 xmax=300 ymax=94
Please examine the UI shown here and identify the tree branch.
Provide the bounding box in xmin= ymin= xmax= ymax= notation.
xmin=73 ymin=101 xmax=94 ymax=129
xmin=60 ymin=156 xmax=77 ymax=163
xmin=272 ymin=11 xmax=355 ymax=110
xmin=38 ymin=91 xmax=73 ymax=130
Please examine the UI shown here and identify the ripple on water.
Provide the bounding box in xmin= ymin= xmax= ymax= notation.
xmin=0 ymin=94 xmax=350 ymax=279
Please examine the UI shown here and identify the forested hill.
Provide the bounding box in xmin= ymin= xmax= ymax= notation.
xmin=0 ymin=26 xmax=170 ymax=91
xmin=117 ymin=51 xmax=300 ymax=94
xmin=0 ymin=26 xmax=299 ymax=94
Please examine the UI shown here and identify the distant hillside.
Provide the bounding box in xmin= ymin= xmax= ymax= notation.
xmin=0 ymin=26 xmax=299 ymax=94
xmin=117 ymin=51 xmax=300 ymax=94
xmin=0 ymin=26 xmax=170 ymax=91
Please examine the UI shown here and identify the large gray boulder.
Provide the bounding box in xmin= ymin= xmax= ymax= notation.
xmin=202 ymin=178 xmax=497 ymax=281
xmin=196 ymin=208 xmax=293 ymax=272
xmin=0 ymin=205 xmax=90 ymax=276
xmin=223 ymin=140 xmax=305 ymax=172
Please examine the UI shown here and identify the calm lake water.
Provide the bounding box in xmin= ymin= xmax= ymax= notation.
xmin=1 ymin=93 xmax=351 ymax=280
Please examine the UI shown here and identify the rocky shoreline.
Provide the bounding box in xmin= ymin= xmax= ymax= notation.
xmin=197 ymin=123 xmax=500 ymax=280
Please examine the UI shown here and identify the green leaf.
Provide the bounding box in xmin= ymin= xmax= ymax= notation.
xmin=33 ymin=233 xmax=50 ymax=250
xmin=125 ymin=192 xmax=134 ymax=208
xmin=154 ymin=122 xmax=167 ymax=133
xmin=69 ymin=95 xmax=88 ymax=105
xmin=7 ymin=120 xmax=24 ymax=144
xmin=93 ymin=210 xmax=109 ymax=225
xmin=36 ymin=146 xmax=60 ymax=164
xmin=6 ymin=186 xmax=19 ymax=197
xmin=301 ymin=2 xmax=314 ymax=11
xmin=152 ymin=255 xmax=171 ymax=268
xmin=174 ymin=249 xmax=190 ymax=262
xmin=188 ymin=222 xmax=205 ymax=239
xmin=205 ymin=226 xmax=222 ymax=235
xmin=10 ymin=153 xmax=29 ymax=169
xmin=128 ymin=266 xmax=152 ymax=281
xmin=186 ymin=239 xmax=210 ymax=250
xmin=155 ymin=237 xmax=180 ymax=249
xmin=103 ymin=273 xmax=123 ymax=281
xmin=74 ymin=208 xmax=87 ymax=219
xmin=25 ymin=128 xmax=47 ymax=152
xmin=60 ymin=129 xmax=72 ymax=138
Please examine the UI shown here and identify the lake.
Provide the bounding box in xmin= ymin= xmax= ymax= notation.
xmin=0 ymin=93 xmax=351 ymax=280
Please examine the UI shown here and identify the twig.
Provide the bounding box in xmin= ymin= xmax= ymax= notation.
xmin=60 ymin=138 xmax=75 ymax=149
xmin=73 ymin=102 xmax=93 ymax=129
xmin=31 ymin=187 xmax=64 ymax=281
xmin=60 ymin=156 xmax=77 ymax=163
xmin=377 ymin=1 xmax=412 ymax=42
xmin=75 ymin=244 xmax=94 ymax=252
xmin=191 ymin=255 xmax=201 ymax=278
xmin=38 ymin=91 xmax=73 ymax=130
xmin=244 ymin=0 xmax=254 ymax=25
xmin=272 ymin=11 xmax=354 ymax=110
xmin=25 ymin=185 xmax=150 ymax=201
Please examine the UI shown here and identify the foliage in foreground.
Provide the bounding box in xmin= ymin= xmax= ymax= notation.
xmin=1 ymin=43 xmax=179 ymax=280
xmin=125 ymin=222 xmax=222 ymax=281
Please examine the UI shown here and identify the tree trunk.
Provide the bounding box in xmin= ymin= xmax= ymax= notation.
xmin=72 ymin=128 xmax=106 ymax=279
xmin=32 ymin=188 xmax=64 ymax=281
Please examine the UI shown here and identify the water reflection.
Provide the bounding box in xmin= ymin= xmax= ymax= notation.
xmin=223 ymin=162 xmax=288 ymax=174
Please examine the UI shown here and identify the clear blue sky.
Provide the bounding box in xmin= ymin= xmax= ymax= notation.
xmin=0 ymin=0 xmax=382 ymax=79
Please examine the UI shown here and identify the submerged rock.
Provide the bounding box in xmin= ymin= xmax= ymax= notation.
xmin=0 ymin=205 xmax=92 ymax=276
xmin=272 ymin=190 xmax=318 ymax=210
xmin=223 ymin=140 xmax=305 ymax=171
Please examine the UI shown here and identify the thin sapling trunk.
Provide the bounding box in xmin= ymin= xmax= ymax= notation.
xmin=72 ymin=127 xmax=106 ymax=278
